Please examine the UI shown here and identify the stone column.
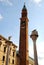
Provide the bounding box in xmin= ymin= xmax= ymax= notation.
xmin=6 ymin=44 xmax=9 ymax=65
xmin=6 ymin=36 xmax=11 ymax=65
xmin=30 ymin=29 xmax=38 ymax=65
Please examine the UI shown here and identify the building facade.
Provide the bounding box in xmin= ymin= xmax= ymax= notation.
xmin=0 ymin=35 xmax=17 ymax=65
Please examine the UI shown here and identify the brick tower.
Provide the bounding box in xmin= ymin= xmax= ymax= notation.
xmin=19 ymin=4 xmax=29 ymax=65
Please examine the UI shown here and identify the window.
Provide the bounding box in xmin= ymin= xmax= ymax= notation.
xmin=2 ymin=56 xmax=5 ymax=62
xmin=9 ymin=48 xmax=11 ymax=54
xmin=12 ymin=59 xmax=14 ymax=64
xmin=0 ymin=39 xmax=1 ymax=40
xmin=0 ymin=41 xmax=2 ymax=47
xmin=0 ymin=44 xmax=1 ymax=47
xmin=4 ymin=47 xmax=6 ymax=53
xmin=13 ymin=52 xmax=14 ymax=57
xmin=9 ymin=58 xmax=10 ymax=63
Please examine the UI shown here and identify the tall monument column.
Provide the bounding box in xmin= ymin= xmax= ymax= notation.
xmin=19 ymin=4 xmax=29 ymax=65
xmin=30 ymin=30 xmax=38 ymax=65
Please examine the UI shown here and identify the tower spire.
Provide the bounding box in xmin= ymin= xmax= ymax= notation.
xmin=21 ymin=4 xmax=27 ymax=17
xmin=22 ymin=3 xmax=27 ymax=11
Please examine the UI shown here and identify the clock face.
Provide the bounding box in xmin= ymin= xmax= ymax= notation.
xmin=21 ymin=21 xmax=25 ymax=29
xmin=21 ymin=21 xmax=25 ymax=25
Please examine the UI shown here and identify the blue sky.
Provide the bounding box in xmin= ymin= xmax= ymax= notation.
xmin=0 ymin=0 xmax=44 ymax=65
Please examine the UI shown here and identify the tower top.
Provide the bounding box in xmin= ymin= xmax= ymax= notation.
xmin=30 ymin=29 xmax=38 ymax=41
xmin=22 ymin=3 xmax=27 ymax=11
xmin=21 ymin=4 xmax=27 ymax=17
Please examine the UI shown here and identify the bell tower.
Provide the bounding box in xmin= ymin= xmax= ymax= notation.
xmin=19 ymin=4 xmax=29 ymax=65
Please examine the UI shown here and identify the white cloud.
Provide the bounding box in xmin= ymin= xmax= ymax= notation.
xmin=33 ymin=0 xmax=42 ymax=6
xmin=0 ymin=14 xmax=3 ymax=20
xmin=33 ymin=0 xmax=42 ymax=4
xmin=0 ymin=0 xmax=13 ymax=6
xmin=30 ymin=0 xmax=42 ymax=6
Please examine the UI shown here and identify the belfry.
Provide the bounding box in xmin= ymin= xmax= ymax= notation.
xmin=19 ymin=4 xmax=29 ymax=65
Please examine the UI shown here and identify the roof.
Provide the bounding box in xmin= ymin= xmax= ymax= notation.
xmin=16 ymin=51 xmax=34 ymax=61
xmin=0 ymin=35 xmax=17 ymax=48
xmin=22 ymin=4 xmax=27 ymax=11
xmin=0 ymin=35 xmax=7 ymax=40
xmin=29 ymin=56 xmax=34 ymax=61
xmin=29 ymin=56 xmax=34 ymax=65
